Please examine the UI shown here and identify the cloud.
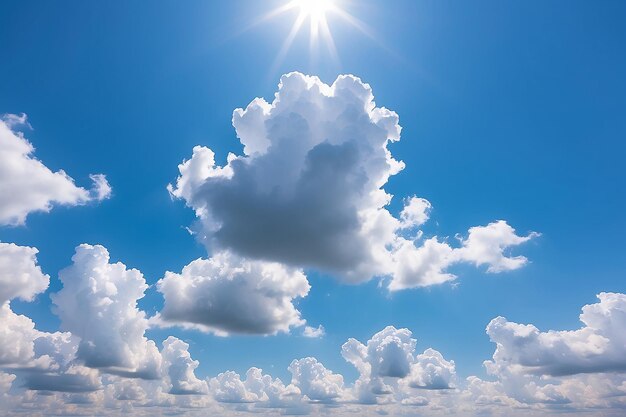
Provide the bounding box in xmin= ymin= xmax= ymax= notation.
xmin=389 ymin=221 xmax=536 ymax=291
xmin=0 ymin=114 xmax=111 ymax=226
xmin=341 ymin=326 xmax=456 ymax=404
xmin=399 ymin=196 xmax=431 ymax=229
xmin=169 ymin=73 xmax=536 ymax=290
xmin=302 ymin=325 xmax=325 ymax=338
xmin=169 ymin=72 xmax=402 ymax=283
xmin=0 ymin=303 xmax=40 ymax=367
xmin=0 ymin=242 xmax=50 ymax=368
xmin=161 ymin=336 xmax=208 ymax=395
xmin=209 ymin=367 xmax=306 ymax=412
xmin=288 ymin=357 xmax=344 ymax=403
xmin=457 ymin=221 xmax=540 ymax=273
xmin=51 ymin=244 xmax=162 ymax=379
xmin=0 ymin=242 xmax=49 ymax=304
xmin=88 ymin=173 xmax=113 ymax=201
xmin=156 ymin=251 xmax=310 ymax=335
xmin=0 ymin=372 xmax=14 ymax=394
xmin=406 ymin=348 xmax=456 ymax=390
xmin=486 ymin=292 xmax=626 ymax=377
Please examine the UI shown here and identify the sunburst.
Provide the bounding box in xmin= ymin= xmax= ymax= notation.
xmin=254 ymin=0 xmax=373 ymax=71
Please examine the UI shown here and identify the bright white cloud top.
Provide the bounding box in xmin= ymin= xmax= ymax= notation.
xmin=52 ymin=245 xmax=162 ymax=380
xmin=0 ymin=114 xmax=111 ymax=226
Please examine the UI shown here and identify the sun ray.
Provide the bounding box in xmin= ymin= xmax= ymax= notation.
xmin=271 ymin=10 xmax=308 ymax=74
xmin=246 ymin=0 xmax=382 ymax=74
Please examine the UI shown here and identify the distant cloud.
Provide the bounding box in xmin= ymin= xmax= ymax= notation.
xmin=486 ymin=292 xmax=626 ymax=377
xmin=288 ymin=357 xmax=344 ymax=403
xmin=341 ymin=326 xmax=456 ymax=404
xmin=170 ymin=73 xmax=537 ymax=290
xmin=156 ymin=251 xmax=310 ymax=335
xmin=162 ymin=336 xmax=208 ymax=395
xmin=0 ymin=114 xmax=111 ymax=226
xmin=302 ymin=325 xmax=325 ymax=338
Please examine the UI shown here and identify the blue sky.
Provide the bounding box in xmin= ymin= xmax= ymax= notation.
xmin=1 ymin=1 xmax=625 ymax=415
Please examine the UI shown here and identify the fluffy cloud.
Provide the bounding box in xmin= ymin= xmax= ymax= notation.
xmin=209 ymin=367 xmax=305 ymax=412
xmin=0 ymin=242 xmax=49 ymax=304
xmin=399 ymin=196 xmax=431 ymax=229
xmin=0 ymin=243 xmax=103 ymax=394
xmin=169 ymin=73 xmax=536 ymax=289
xmin=288 ymin=357 xmax=344 ymax=403
xmin=156 ymin=251 xmax=310 ymax=335
xmin=486 ymin=292 xmax=626 ymax=377
xmin=454 ymin=293 xmax=626 ymax=411
xmin=162 ymin=336 xmax=208 ymax=395
xmin=406 ymin=348 xmax=456 ymax=390
xmin=51 ymin=244 xmax=162 ymax=379
xmin=0 ymin=114 xmax=111 ymax=226
xmin=169 ymin=72 xmax=403 ymax=283
xmin=0 ymin=303 xmax=40 ymax=367
xmin=341 ymin=326 xmax=456 ymax=404
xmin=389 ymin=221 xmax=537 ymax=290
xmin=0 ymin=243 xmax=49 ymax=368
xmin=302 ymin=325 xmax=325 ymax=338
xmin=457 ymin=221 xmax=540 ymax=273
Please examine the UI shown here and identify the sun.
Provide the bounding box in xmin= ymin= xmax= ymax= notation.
xmin=253 ymin=0 xmax=374 ymax=72
xmin=295 ymin=0 xmax=334 ymax=22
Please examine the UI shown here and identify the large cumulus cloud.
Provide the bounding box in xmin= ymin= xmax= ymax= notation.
xmin=0 ymin=114 xmax=111 ymax=226
xmin=51 ymin=244 xmax=162 ymax=379
xmin=156 ymin=251 xmax=310 ymax=335
xmin=169 ymin=73 xmax=536 ymax=289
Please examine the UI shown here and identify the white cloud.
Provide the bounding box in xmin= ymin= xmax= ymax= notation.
xmin=169 ymin=73 xmax=403 ymax=283
xmin=399 ymin=196 xmax=431 ymax=229
xmin=458 ymin=293 xmax=626 ymax=411
xmin=88 ymin=173 xmax=112 ymax=201
xmin=209 ymin=367 xmax=305 ymax=412
xmin=341 ymin=326 xmax=456 ymax=404
xmin=0 ymin=242 xmax=50 ymax=368
xmin=0 ymin=114 xmax=111 ymax=226
xmin=51 ymin=244 xmax=162 ymax=379
xmin=156 ymin=251 xmax=310 ymax=335
xmin=162 ymin=336 xmax=208 ymax=395
xmin=486 ymin=292 xmax=626 ymax=377
xmin=389 ymin=221 xmax=536 ymax=291
xmin=0 ymin=303 xmax=40 ymax=367
xmin=406 ymin=348 xmax=456 ymax=390
xmin=302 ymin=325 xmax=325 ymax=338
xmin=169 ymin=73 xmax=536 ymax=290
xmin=288 ymin=357 xmax=344 ymax=403
xmin=457 ymin=220 xmax=540 ymax=273
xmin=0 ymin=242 xmax=49 ymax=304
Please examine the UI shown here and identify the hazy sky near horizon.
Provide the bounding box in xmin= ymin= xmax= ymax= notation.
xmin=1 ymin=1 xmax=625 ymax=416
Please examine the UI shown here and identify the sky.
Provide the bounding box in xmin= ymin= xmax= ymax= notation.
xmin=0 ymin=0 xmax=625 ymax=415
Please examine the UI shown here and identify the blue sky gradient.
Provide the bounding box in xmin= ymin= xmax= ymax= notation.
xmin=1 ymin=1 xmax=625 ymax=415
